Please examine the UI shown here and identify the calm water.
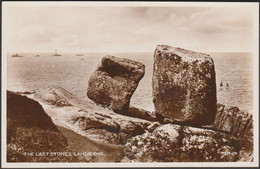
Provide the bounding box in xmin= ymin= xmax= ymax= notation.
xmin=7 ymin=52 xmax=254 ymax=112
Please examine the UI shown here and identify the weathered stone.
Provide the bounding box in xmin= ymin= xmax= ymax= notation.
xmin=20 ymin=87 xmax=253 ymax=162
xmin=70 ymin=111 xmax=154 ymax=145
xmin=27 ymin=87 xmax=156 ymax=145
xmin=87 ymin=55 xmax=145 ymax=113
xmin=7 ymin=91 xmax=79 ymax=162
xmin=180 ymin=126 xmax=238 ymax=162
xmin=212 ymin=104 xmax=253 ymax=161
xmin=125 ymin=124 xmax=239 ymax=162
xmin=213 ymin=104 xmax=253 ymax=137
xmin=8 ymin=90 xmax=125 ymax=162
xmin=152 ymin=45 xmax=217 ymax=126
xmin=33 ymin=87 xmax=73 ymax=107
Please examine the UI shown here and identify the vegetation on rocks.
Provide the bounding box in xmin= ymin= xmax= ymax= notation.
xmin=7 ymin=91 xmax=79 ymax=162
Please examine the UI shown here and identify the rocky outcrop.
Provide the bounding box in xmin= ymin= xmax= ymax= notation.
xmin=87 ymin=55 xmax=145 ymax=113
xmin=23 ymin=87 xmax=159 ymax=145
xmin=7 ymin=45 xmax=254 ymax=163
xmin=70 ymin=106 xmax=159 ymax=145
xmin=152 ymin=45 xmax=217 ymax=126
xmin=68 ymin=110 xmax=159 ymax=145
xmin=17 ymin=87 xmax=254 ymax=162
xmin=212 ymin=104 xmax=253 ymax=161
xmin=32 ymin=87 xmax=74 ymax=107
xmin=125 ymin=124 xmax=239 ymax=162
xmin=7 ymin=91 xmax=79 ymax=162
xmin=213 ymin=104 xmax=253 ymax=137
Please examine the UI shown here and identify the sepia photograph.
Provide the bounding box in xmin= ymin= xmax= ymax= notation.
xmin=1 ymin=1 xmax=259 ymax=168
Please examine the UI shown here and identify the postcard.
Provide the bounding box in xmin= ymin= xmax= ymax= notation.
xmin=1 ymin=1 xmax=259 ymax=168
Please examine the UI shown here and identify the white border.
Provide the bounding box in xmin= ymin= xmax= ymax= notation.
xmin=252 ymin=2 xmax=260 ymax=167
xmin=1 ymin=1 xmax=259 ymax=168
xmin=2 ymin=1 xmax=258 ymax=7
xmin=2 ymin=2 xmax=8 ymax=168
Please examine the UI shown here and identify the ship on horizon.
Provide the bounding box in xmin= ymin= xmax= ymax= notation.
xmin=53 ymin=49 xmax=62 ymax=56
xmin=12 ymin=53 xmax=23 ymax=57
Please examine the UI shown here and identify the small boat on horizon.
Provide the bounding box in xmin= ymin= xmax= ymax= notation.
xmin=53 ymin=49 xmax=62 ymax=56
xmin=35 ymin=54 xmax=40 ymax=57
xmin=12 ymin=53 xmax=23 ymax=57
xmin=76 ymin=54 xmax=84 ymax=56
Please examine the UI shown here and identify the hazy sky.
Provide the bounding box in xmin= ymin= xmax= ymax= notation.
xmin=3 ymin=3 xmax=258 ymax=53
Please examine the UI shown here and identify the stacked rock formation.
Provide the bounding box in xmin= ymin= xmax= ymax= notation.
xmin=152 ymin=45 xmax=217 ymax=126
xmin=7 ymin=45 xmax=252 ymax=162
xmin=87 ymin=55 xmax=145 ymax=113
xmin=83 ymin=45 xmax=253 ymax=162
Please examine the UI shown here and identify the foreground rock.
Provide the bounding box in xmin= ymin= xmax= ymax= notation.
xmin=24 ymin=87 xmax=158 ymax=145
xmin=7 ymin=91 xmax=79 ymax=162
xmin=87 ymin=55 xmax=145 ymax=113
xmin=211 ymin=104 xmax=254 ymax=161
xmin=70 ymin=112 xmax=159 ymax=145
xmin=125 ymin=124 xmax=239 ymax=162
xmin=19 ymin=87 xmax=253 ymax=162
xmin=153 ymin=45 xmax=217 ymax=126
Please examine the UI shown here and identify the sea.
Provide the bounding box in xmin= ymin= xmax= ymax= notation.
xmin=6 ymin=52 xmax=254 ymax=113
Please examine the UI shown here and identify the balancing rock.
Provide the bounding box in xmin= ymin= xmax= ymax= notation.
xmin=87 ymin=55 xmax=145 ymax=113
xmin=152 ymin=45 xmax=217 ymax=126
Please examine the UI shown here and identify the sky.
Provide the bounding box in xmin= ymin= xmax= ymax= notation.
xmin=3 ymin=2 xmax=259 ymax=53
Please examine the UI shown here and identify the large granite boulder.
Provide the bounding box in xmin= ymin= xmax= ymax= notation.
xmin=87 ymin=55 xmax=145 ymax=113
xmin=125 ymin=124 xmax=239 ymax=162
xmin=152 ymin=45 xmax=217 ymax=126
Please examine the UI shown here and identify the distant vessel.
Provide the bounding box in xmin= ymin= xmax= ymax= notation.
xmin=35 ymin=54 xmax=40 ymax=57
xmin=53 ymin=49 xmax=62 ymax=56
xmin=76 ymin=54 xmax=84 ymax=56
xmin=12 ymin=53 xmax=23 ymax=57
xmin=220 ymin=81 xmax=223 ymax=87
